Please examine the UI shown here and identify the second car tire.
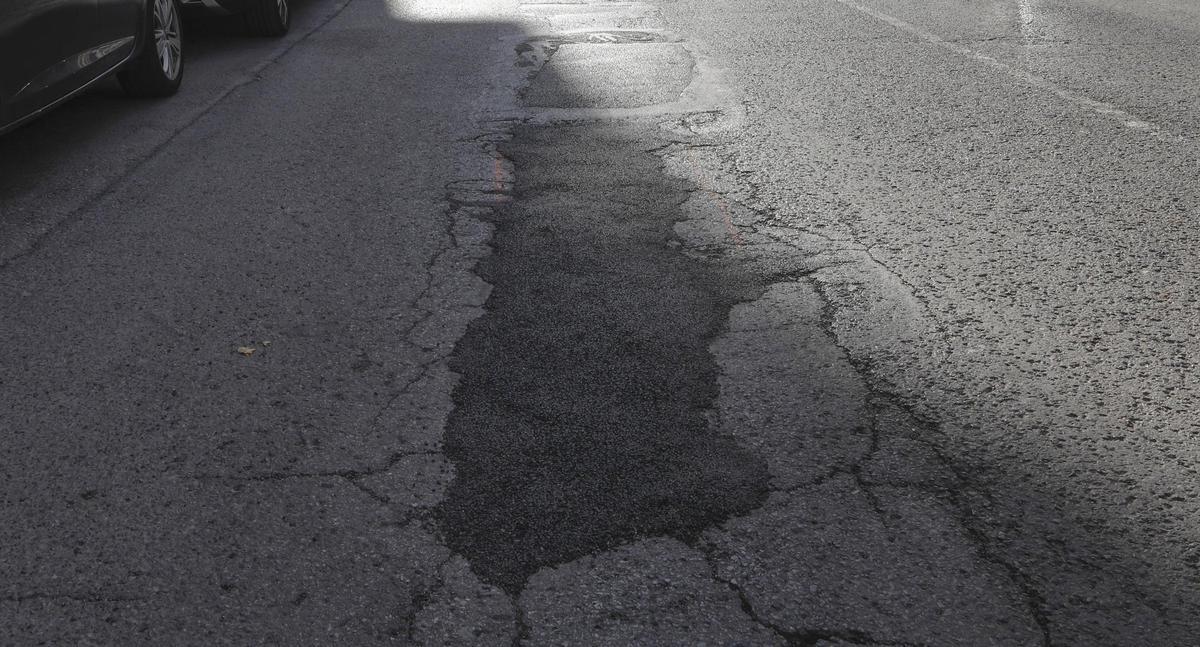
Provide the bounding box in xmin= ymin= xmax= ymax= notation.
xmin=245 ymin=0 xmax=290 ymax=37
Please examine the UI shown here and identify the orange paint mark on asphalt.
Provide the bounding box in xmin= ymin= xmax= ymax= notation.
xmin=493 ymin=157 xmax=506 ymax=200
xmin=685 ymin=149 xmax=743 ymax=247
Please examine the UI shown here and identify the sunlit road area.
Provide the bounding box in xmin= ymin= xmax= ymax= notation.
xmin=2 ymin=0 xmax=1198 ymax=644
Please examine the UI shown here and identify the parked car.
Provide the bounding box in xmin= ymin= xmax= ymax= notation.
xmin=0 ymin=0 xmax=184 ymax=135
xmin=181 ymin=0 xmax=290 ymax=37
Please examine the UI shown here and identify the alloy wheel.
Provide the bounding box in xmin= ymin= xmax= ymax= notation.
xmin=153 ymin=0 xmax=182 ymax=80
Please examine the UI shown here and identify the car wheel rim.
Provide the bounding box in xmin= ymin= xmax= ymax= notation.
xmin=153 ymin=0 xmax=182 ymax=80
xmin=277 ymin=0 xmax=288 ymax=25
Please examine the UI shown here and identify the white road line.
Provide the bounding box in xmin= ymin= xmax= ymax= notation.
xmin=833 ymin=0 xmax=1163 ymax=136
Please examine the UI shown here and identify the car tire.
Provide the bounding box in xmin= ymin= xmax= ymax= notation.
xmin=119 ymin=0 xmax=184 ymax=97
xmin=245 ymin=0 xmax=290 ymax=37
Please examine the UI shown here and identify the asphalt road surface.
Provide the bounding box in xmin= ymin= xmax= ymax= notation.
xmin=1 ymin=0 xmax=1197 ymax=645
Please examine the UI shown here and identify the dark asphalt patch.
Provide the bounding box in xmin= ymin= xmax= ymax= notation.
xmin=440 ymin=122 xmax=770 ymax=593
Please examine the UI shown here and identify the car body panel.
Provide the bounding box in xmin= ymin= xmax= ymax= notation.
xmin=0 ymin=0 xmax=91 ymax=110
xmin=96 ymin=0 xmax=142 ymax=44
xmin=14 ymin=36 xmax=136 ymax=104
xmin=0 ymin=0 xmax=146 ymax=135
xmin=180 ymin=0 xmax=248 ymax=14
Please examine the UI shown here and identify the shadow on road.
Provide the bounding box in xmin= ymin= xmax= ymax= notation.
xmin=0 ymin=0 xmax=1196 ymax=644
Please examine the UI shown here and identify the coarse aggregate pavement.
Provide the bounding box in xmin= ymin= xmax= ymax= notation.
xmin=1 ymin=0 xmax=526 ymax=641
xmin=1 ymin=0 xmax=1197 ymax=644
xmin=653 ymin=0 xmax=1200 ymax=642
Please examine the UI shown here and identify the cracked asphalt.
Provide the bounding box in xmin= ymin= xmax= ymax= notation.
xmin=2 ymin=0 xmax=1198 ymax=644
